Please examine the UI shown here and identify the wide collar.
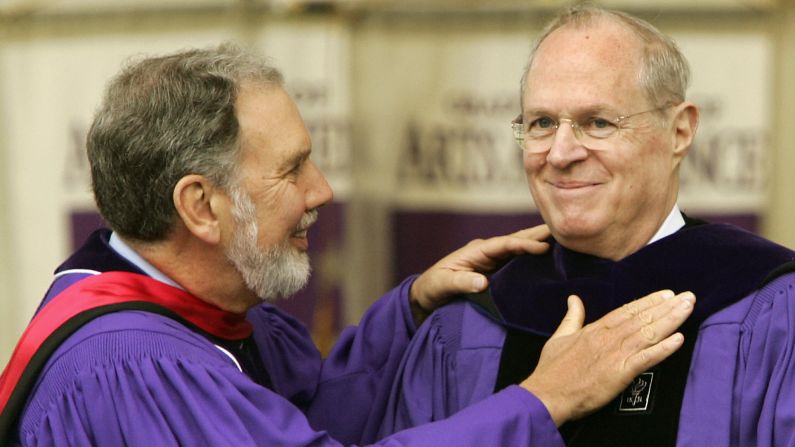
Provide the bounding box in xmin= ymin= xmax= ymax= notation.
xmin=471 ymin=222 xmax=795 ymax=336
xmin=57 ymin=228 xmax=144 ymax=275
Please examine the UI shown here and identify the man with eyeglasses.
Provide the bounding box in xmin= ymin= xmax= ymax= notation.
xmin=375 ymin=5 xmax=795 ymax=447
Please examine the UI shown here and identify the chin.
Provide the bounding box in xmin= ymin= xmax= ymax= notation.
xmin=548 ymin=215 xmax=605 ymax=242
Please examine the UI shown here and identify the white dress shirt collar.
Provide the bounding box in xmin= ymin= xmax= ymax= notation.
xmin=647 ymin=204 xmax=686 ymax=246
xmin=108 ymin=232 xmax=184 ymax=290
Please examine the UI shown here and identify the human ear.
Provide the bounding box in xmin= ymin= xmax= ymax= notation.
xmin=671 ymin=102 xmax=699 ymax=166
xmin=172 ymin=175 xmax=225 ymax=245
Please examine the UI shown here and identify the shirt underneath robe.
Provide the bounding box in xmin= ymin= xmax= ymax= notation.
xmin=9 ymin=229 xmax=562 ymax=446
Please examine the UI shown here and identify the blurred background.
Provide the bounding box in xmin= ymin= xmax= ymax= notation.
xmin=1 ymin=0 xmax=794 ymax=365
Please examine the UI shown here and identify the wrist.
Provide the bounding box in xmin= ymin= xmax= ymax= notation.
xmin=409 ymin=285 xmax=433 ymax=327
xmin=520 ymin=377 xmax=569 ymax=427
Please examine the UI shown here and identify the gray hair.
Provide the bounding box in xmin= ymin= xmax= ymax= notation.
xmin=87 ymin=43 xmax=283 ymax=242
xmin=520 ymin=5 xmax=690 ymax=109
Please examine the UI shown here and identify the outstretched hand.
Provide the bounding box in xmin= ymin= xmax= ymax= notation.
xmin=520 ymin=290 xmax=696 ymax=426
xmin=409 ymin=225 xmax=551 ymax=323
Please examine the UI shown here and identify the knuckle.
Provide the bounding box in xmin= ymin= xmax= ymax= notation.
xmin=637 ymin=310 xmax=653 ymax=324
xmin=622 ymin=302 xmax=639 ymax=317
xmin=648 ymin=293 xmax=662 ymax=306
xmin=640 ymin=325 xmax=656 ymax=342
xmin=636 ymin=348 xmax=650 ymax=366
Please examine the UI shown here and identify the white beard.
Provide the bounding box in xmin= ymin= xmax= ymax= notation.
xmin=225 ymin=186 xmax=315 ymax=301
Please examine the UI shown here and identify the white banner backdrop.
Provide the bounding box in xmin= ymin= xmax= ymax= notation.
xmin=255 ymin=20 xmax=353 ymax=200
xmin=677 ymin=33 xmax=770 ymax=213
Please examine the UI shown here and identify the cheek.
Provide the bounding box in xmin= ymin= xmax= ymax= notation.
xmin=522 ymin=153 xmax=544 ymax=177
xmin=253 ymin=184 xmax=303 ymax=225
xmin=611 ymin=151 xmax=670 ymax=204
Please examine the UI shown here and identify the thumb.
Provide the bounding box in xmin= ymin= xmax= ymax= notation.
xmin=413 ymin=271 xmax=488 ymax=311
xmin=550 ymin=295 xmax=585 ymax=339
xmin=437 ymin=271 xmax=488 ymax=296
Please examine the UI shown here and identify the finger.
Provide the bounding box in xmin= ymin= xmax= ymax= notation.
xmin=425 ymin=271 xmax=489 ymax=299
xmin=600 ymin=289 xmax=676 ymax=330
xmin=469 ymin=236 xmax=550 ymax=266
xmin=550 ymin=295 xmax=585 ymax=339
xmin=508 ymin=224 xmax=551 ymax=241
xmin=616 ymin=291 xmax=694 ymax=333
xmin=620 ymin=292 xmax=695 ymax=350
xmin=624 ymin=332 xmax=685 ymax=376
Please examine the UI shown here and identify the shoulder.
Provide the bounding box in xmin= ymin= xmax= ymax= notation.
xmin=702 ymin=271 xmax=795 ymax=329
xmin=16 ymin=309 xmax=303 ymax=446
xmin=35 ymin=310 xmax=237 ymax=380
xmin=51 ymin=310 xmax=232 ymax=364
xmin=20 ymin=311 xmax=240 ymax=435
xmin=247 ymin=302 xmax=310 ymax=339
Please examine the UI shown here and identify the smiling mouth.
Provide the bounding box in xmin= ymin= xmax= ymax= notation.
xmin=292 ymin=210 xmax=319 ymax=239
xmin=550 ymin=181 xmax=600 ymax=190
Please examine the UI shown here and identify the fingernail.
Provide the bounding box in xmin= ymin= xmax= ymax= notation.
xmin=680 ymin=291 xmax=696 ymax=304
xmin=666 ymin=333 xmax=684 ymax=348
xmin=660 ymin=290 xmax=675 ymax=299
xmin=472 ymin=276 xmax=486 ymax=290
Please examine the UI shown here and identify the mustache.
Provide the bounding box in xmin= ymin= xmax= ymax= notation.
xmin=297 ymin=209 xmax=318 ymax=231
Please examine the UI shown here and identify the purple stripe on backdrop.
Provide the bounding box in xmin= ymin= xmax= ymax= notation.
xmin=391 ymin=211 xmax=758 ymax=283
xmin=392 ymin=211 xmax=545 ymax=283
xmin=279 ymin=202 xmax=345 ymax=343
xmin=70 ymin=211 xmax=107 ymax=250
xmin=691 ymin=213 xmax=758 ymax=233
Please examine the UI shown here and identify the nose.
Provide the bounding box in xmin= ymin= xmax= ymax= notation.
xmin=545 ymin=120 xmax=589 ymax=169
xmin=304 ymin=160 xmax=334 ymax=209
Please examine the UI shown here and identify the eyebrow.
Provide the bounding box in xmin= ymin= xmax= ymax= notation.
xmin=280 ymin=147 xmax=311 ymax=172
xmin=524 ymin=105 xmax=616 ymax=118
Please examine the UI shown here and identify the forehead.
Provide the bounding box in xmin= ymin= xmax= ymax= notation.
xmin=524 ymin=20 xmax=648 ymax=111
xmin=235 ymin=82 xmax=310 ymax=167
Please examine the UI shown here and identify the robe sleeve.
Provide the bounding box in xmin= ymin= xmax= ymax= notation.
xmin=375 ymin=300 xmax=565 ymax=446
xmin=677 ymin=272 xmax=795 ymax=446
xmin=248 ymin=277 xmax=421 ymax=443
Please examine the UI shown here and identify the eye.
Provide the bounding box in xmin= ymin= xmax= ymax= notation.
xmin=526 ymin=116 xmax=557 ymax=137
xmin=534 ymin=117 xmax=556 ymax=129
xmin=583 ymin=117 xmax=618 ymax=138
xmin=286 ymin=160 xmax=305 ymax=180
xmin=592 ymin=118 xmax=611 ymax=129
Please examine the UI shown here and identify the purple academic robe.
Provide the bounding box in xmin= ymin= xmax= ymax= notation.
xmin=376 ymin=223 xmax=795 ymax=446
xmin=12 ymin=230 xmax=561 ymax=446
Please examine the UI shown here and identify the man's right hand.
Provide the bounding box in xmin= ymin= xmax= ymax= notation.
xmin=520 ymin=290 xmax=696 ymax=426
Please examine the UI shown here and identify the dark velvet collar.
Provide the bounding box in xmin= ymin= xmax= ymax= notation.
xmin=56 ymin=229 xmax=145 ymax=275
xmin=471 ymin=222 xmax=795 ymax=336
